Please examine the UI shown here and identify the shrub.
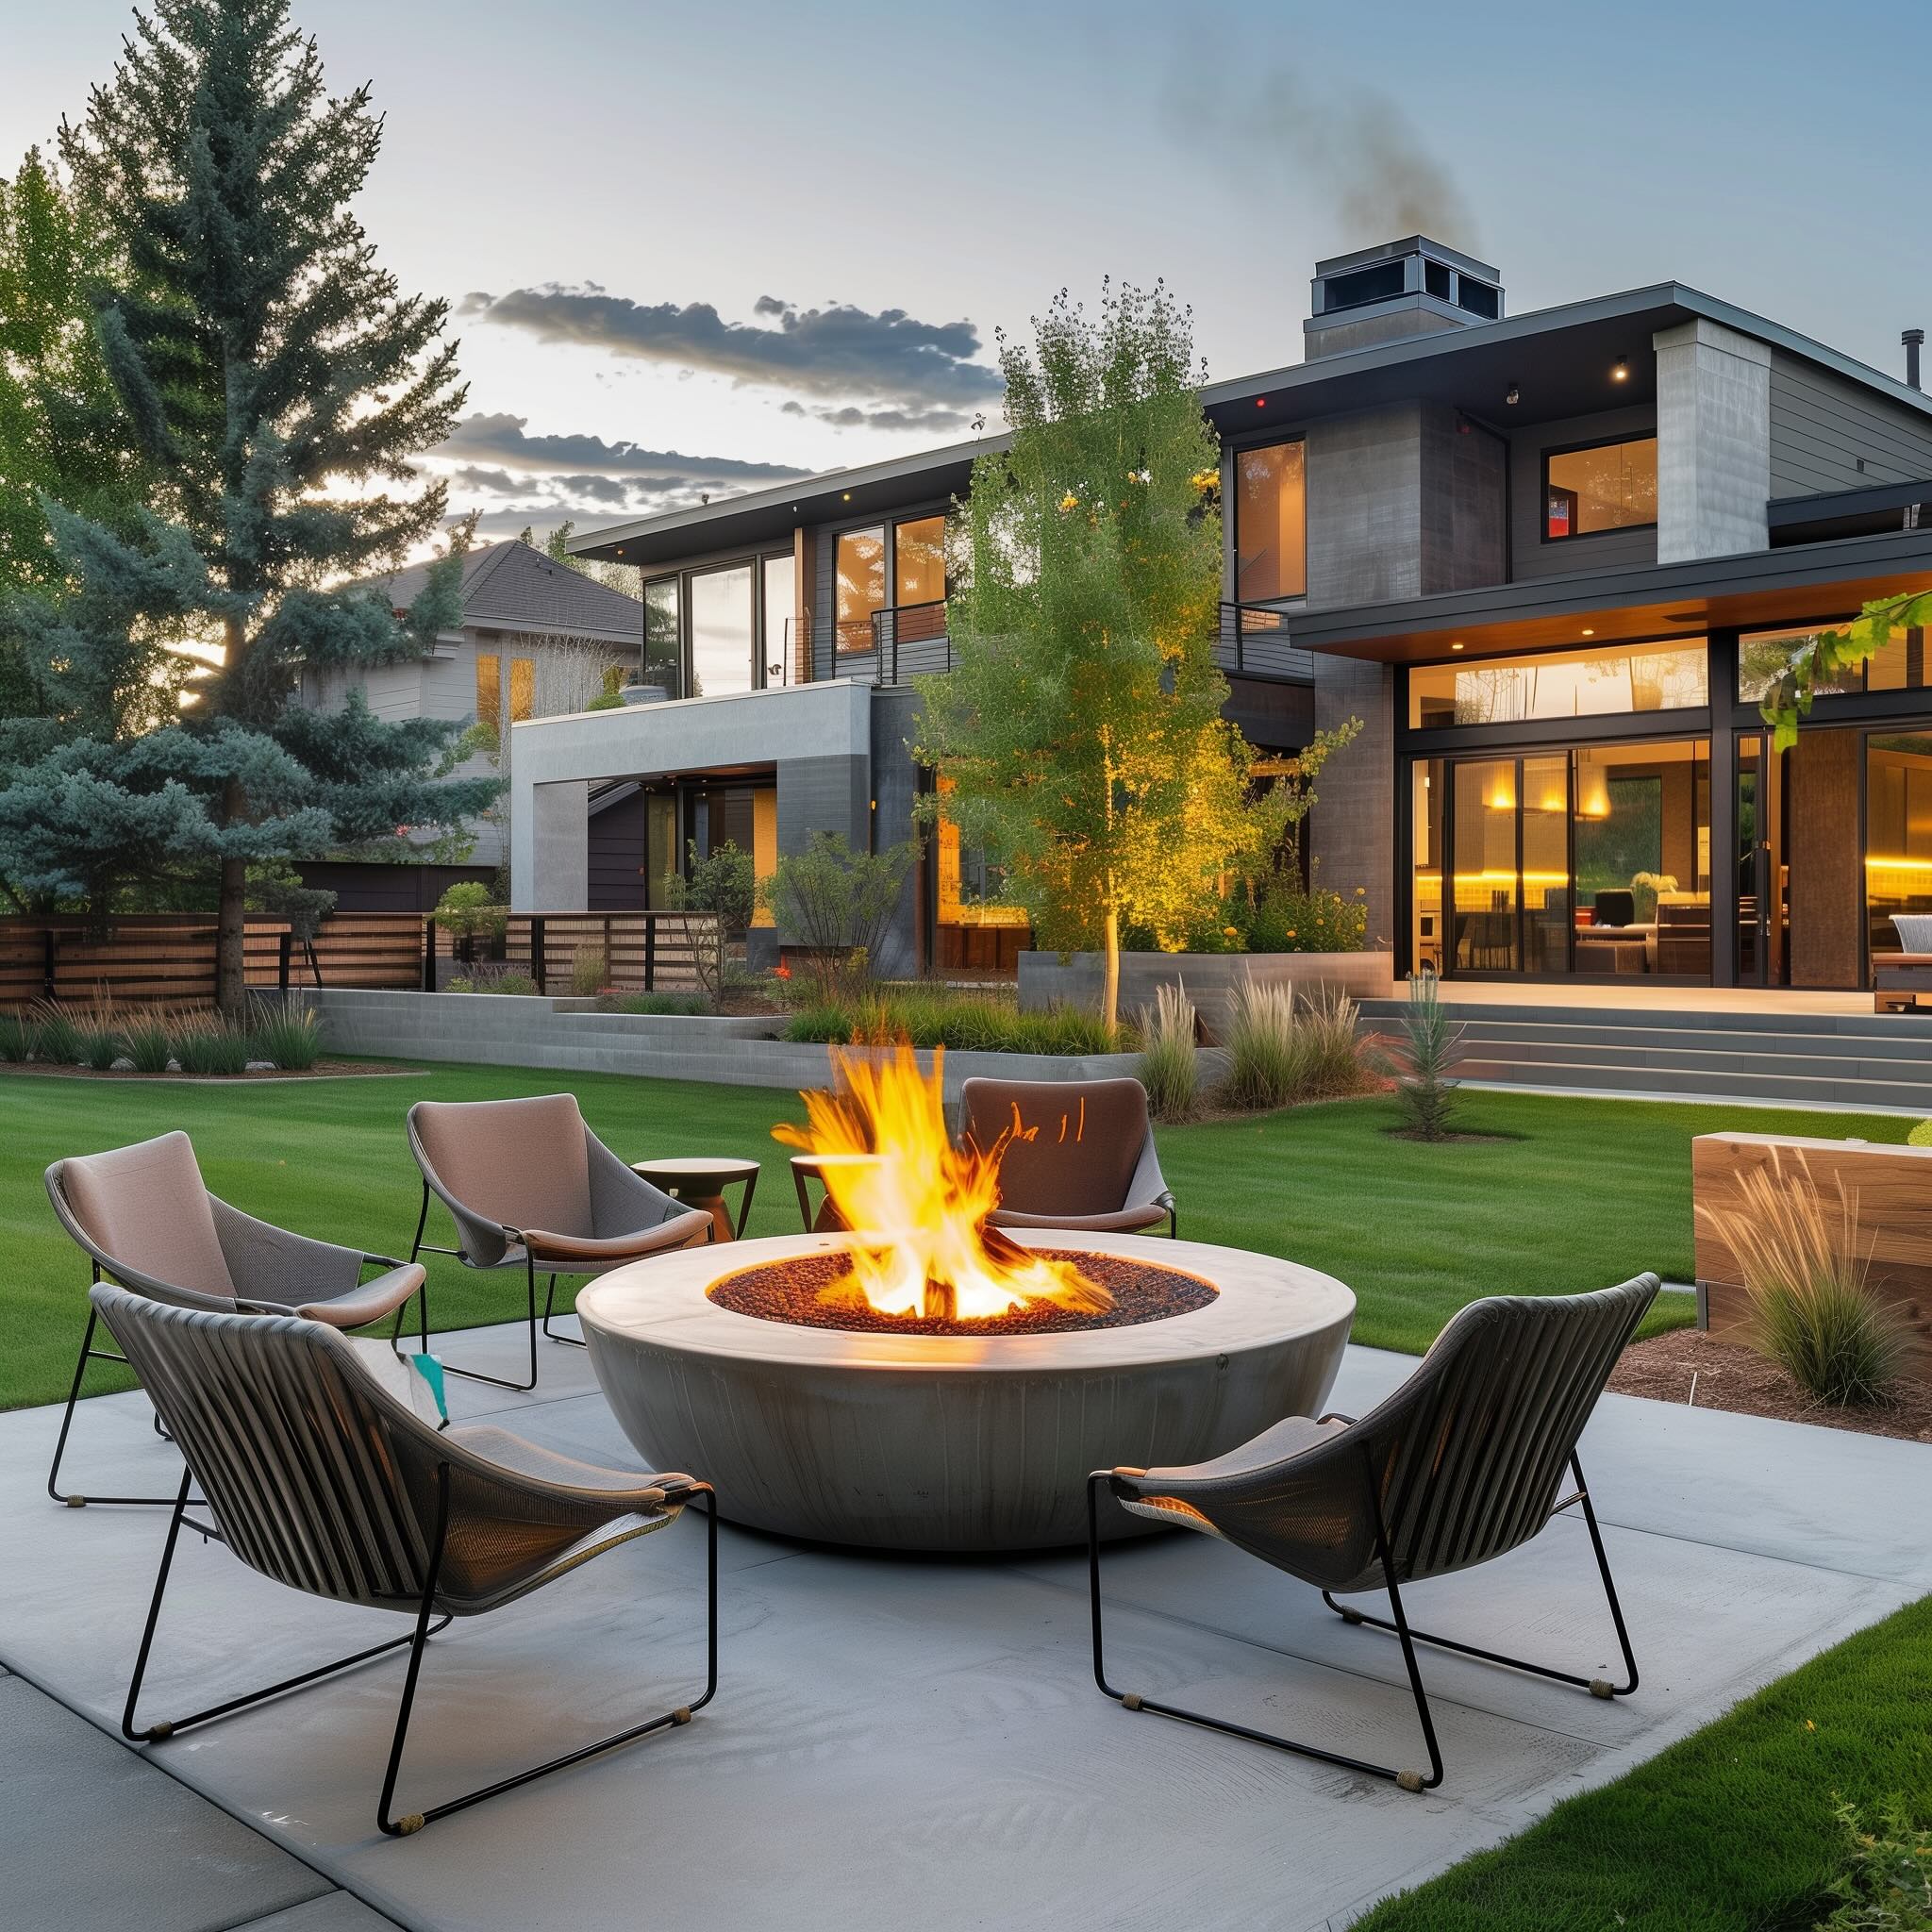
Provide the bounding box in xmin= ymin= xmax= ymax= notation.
xmin=171 ymin=1010 xmax=251 ymax=1076
xmin=1816 ymin=1794 xmax=1932 ymax=1930
xmin=761 ymin=833 xmax=914 ymax=997
xmin=608 ymin=991 xmax=709 ymax=1016
xmin=123 ymin=1008 xmax=175 ymax=1074
xmin=434 ymin=881 xmax=508 ymax=958
xmin=446 ymin=965 xmax=538 ymax=996
xmin=1385 ymin=972 xmax=1464 ymax=1140
xmin=1138 ymin=982 xmax=1199 ymax=1122
xmin=248 ymin=994 xmax=321 ymax=1070
xmin=786 ymin=1001 xmax=853 ymax=1044
xmin=1909 ymin=1118 xmax=1932 ymax=1147
xmin=782 ymin=988 xmax=1121 ymax=1057
xmin=1698 ymin=1158 xmax=1901 ymax=1406
xmin=1243 ymin=879 xmax=1371 ymax=955
xmin=0 ymin=1009 xmax=43 ymax=1062
xmin=29 ymin=1000 xmax=80 ymax=1065
xmin=665 ymin=840 xmax=758 ymax=938
xmin=569 ymin=947 xmax=608 ymax=997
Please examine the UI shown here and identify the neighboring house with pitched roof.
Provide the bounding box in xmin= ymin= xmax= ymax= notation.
xmin=295 ymin=539 xmax=643 ymax=908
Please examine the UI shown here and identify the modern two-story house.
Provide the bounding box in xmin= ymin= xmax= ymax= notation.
xmin=509 ymin=236 xmax=1932 ymax=992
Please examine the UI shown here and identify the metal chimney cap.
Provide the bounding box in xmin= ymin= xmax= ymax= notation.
xmin=1904 ymin=327 xmax=1926 ymax=345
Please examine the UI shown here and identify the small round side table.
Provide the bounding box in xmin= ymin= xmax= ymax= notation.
xmin=788 ymin=1155 xmax=850 ymax=1233
xmin=630 ymin=1156 xmax=761 ymax=1244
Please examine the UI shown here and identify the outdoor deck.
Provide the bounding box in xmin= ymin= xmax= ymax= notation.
xmin=2 ymin=1316 xmax=1925 ymax=1932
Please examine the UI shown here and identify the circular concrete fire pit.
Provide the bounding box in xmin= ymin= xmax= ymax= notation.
xmin=577 ymin=1229 xmax=1354 ymax=1552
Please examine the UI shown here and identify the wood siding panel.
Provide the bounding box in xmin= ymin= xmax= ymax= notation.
xmin=1693 ymin=1132 xmax=1932 ymax=1374
xmin=1769 ymin=352 xmax=1932 ymax=496
xmin=1788 ymin=725 xmax=1863 ymax=988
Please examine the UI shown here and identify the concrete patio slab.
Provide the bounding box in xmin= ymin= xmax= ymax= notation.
xmin=0 ymin=1670 xmax=335 ymax=1932
xmin=3 ymin=1320 xmax=1925 ymax=1932
xmin=239 ymin=1898 xmax=403 ymax=1931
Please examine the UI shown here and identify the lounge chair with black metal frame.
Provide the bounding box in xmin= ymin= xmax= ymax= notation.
xmin=92 ymin=1282 xmax=718 ymax=1838
xmin=43 ymin=1131 xmax=424 ymax=1508
xmin=1087 ymin=1274 xmax=1658 ymax=1792
xmin=958 ymin=1075 xmax=1177 ymax=1239
xmin=406 ymin=1094 xmax=709 ymax=1391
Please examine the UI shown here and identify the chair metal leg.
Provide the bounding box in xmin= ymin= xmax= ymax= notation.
xmin=1087 ymin=1468 xmax=1445 ymax=1793
xmin=540 ymin=1271 xmax=587 ymax=1348
xmin=405 ymin=1182 xmax=540 ymax=1393
xmin=123 ymin=1468 xmax=450 ymax=1745
xmin=1320 ymin=1452 xmax=1640 ymax=1702
xmin=378 ymin=1471 xmax=719 ymax=1837
xmin=48 ymin=1301 xmax=181 ymax=1509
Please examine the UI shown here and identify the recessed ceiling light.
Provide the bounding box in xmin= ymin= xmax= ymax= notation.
xmin=841 ymin=491 xmax=852 ymax=501
xmin=1450 ymin=641 xmax=1466 ymax=652
xmin=1581 ymin=627 xmax=1595 ymax=636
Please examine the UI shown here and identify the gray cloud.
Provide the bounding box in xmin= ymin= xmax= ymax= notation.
xmin=448 ymin=464 xmax=524 ymax=494
xmin=781 ymin=399 xmax=976 ymax=435
xmin=436 ymin=412 xmax=808 ymax=484
xmin=1163 ymin=65 xmax=1475 ymax=251
xmin=459 ymin=288 xmax=1004 ymax=409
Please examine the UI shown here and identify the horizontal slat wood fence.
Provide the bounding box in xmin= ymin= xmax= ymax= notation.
xmin=1 ymin=908 xmax=722 ymax=1008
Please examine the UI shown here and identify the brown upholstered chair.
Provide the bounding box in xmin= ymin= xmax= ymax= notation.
xmin=958 ymin=1076 xmax=1176 ymax=1238
xmin=407 ymin=1094 xmax=709 ymax=1391
xmin=43 ymin=1131 xmax=423 ymax=1508
xmin=1088 ymin=1275 xmax=1659 ymax=1793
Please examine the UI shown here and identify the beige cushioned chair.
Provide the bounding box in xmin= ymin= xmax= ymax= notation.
xmin=93 ymin=1283 xmax=716 ymax=1838
xmin=1088 ymin=1275 xmax=1659 ymax=1792
xmin=407 ymin=1093 xmax=709 ymax=1391
xmin=43 ymin=1130 xmax=423 ymax=1507
xmin=958 ymin=1076 xmax=1176 ymax=1237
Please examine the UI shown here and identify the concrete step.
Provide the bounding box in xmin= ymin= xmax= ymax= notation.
xmin=1416 ymin=1021 xmax=1932 ymax=1069
xmin=1455 ymin=1052 xmax=1932 ymax=1110
xmin=1358 ymin=998 xmax=1932 ymax=1042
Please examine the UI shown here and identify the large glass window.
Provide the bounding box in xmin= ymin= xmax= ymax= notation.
xmin=835 ymin=526 xmax=886 ymax=656
xmin=1867 ymin=733 xmax=1932 ymax=962
xmin=893 ymin=516 xmax=946 ymax=608
xmin=1409 ymin=641 xmax=1707 ymax=727
xmin=1234 ymin=441 xmax=1307 ymax=602
xmin=1738 ymin=625 xmax=1927 ymax=705
xmin=761 ymin=553 xmax=795 ymax=685
xmin=688 ymin=563 xmax=754 ymax=698
xmin=642 ymin=577 xmax=680 ymax=694
xmin=1543 ymin=436 xmax=1657 ymax=541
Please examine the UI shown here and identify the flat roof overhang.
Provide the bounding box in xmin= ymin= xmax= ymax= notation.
xmin=1291 ymin=528 xmax=1932 ymax=664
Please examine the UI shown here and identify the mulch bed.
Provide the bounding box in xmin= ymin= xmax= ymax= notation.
xmin=1609 ymin=1329 xmax=1932 ymax=1442
xmin=708 ymin=1247 xmax=1218 ymax=1338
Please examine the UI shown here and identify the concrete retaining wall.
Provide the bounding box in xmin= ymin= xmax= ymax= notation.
xmin=309 ymin=989 xmax=1147 ymax=1099
xmin=1018 ymin=950 xmax=1395 ymax=1031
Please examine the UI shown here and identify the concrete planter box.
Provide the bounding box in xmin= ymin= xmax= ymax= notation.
xmin=1019 ymin=950 xmax=1394 ymax=1032
xmin=308 ymin=989 xmax=1146 ymax=1098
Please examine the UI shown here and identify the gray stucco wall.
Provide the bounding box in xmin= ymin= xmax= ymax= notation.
xmin=1307 ymin=654 xmax=1394 ymax=954
xmin=1654 ymin=320 xmax=1772 ymax=563
xmin=1769 ymin=349 xmax=1932 ymax=496
xmin=1507 ymin=404 xmax=1658 ymax=582
xmin=1419 ymin=403 xmax=1507 ymax=593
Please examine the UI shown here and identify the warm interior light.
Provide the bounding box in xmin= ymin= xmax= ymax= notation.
xmin=1486 ymin=774 xmax=1516 ymax=811
xmin=1576 ymin=760 xmax=1612 ymax=818
xmin=772 ymin=1044 xmax=1110 ymax=1323
xmin=1611 ymin=359 xmax=1629 ymax=382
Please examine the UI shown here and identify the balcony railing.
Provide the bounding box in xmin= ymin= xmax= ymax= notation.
xmin=778 ymin=598 xmax=1312 ymax=690
xmin=1213 ymin=603 xmax=1316 ymax=681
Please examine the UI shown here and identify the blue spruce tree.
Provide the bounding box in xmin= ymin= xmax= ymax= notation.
xmin=0 ymin=0 xmax=499 ymax=1005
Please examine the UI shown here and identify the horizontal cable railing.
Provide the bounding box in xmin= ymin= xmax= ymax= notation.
xmin=1213 ymin=603 xmax=1317 ymax=682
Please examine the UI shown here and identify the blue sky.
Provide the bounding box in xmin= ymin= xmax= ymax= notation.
xmin=7 ymin=0 xmax=1929 ymax=541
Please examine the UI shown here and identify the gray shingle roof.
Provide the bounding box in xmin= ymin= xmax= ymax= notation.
xmin=364 ymin=539 xmax=642 ymax=646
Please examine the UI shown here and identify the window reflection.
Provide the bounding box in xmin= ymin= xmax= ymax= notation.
xmin=1234 ymin=441 xmax=1307 ymax=602
xmin=1544 ymin=437 xmax=1657 ymax=540
xmin=689 ymin=564 xmax=754 ymax=698
xmin=835 ymin=527 xmax=885 ymax=655
xmin=1409 ymin=641 xmax=1707 ymax=727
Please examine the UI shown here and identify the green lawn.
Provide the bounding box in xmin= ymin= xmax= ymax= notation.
xmin=0 ymin=1061 xmax=1915 ymax=1412
xmin=1354 ymin=1593 xmax=1932 ymax=1932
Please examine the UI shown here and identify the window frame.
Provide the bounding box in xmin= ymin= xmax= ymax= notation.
xmin=1229 ymin=433 xmax=1308 ymax=606
xmin=1539 ymin=431 xmax=1658 ymax=547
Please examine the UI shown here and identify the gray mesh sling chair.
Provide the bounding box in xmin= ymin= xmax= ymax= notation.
xmin=959 ymin=1076 xmax=1177 ymax=1238
xmin=43 ymin=1131 xmax=424 ymax=1508
xmin=92 ymin=1283 xmax=718 ymax=1837
xmin=1088 ymin=1275 xmax=1659 ymax=1792
xmin=406 ymin=1094 xmax=709 ymax=1391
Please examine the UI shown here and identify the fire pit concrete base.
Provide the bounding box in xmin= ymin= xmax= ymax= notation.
xmin=577 ymin=1230 xmax=1355 ymax=1553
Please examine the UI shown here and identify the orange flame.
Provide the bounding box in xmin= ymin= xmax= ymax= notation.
xmin=774 ymin=1043 xmax=1110 ymax=1322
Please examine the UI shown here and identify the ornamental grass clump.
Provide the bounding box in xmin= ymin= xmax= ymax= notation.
xmin=1698 ymin=1158 xmax=1901 ymax=1407
xmin=1138 ymin=982 xmax=1200 ymax=1122
xmin=29 ymin=1001 xmax=80 ymax=1065
xmin=1218 ymin=974 xmax=1305 ymax=1111
xmin=569 ymin=947 xmax=608 ymax=997
xmin=170 ymin=1009 xmax=251 ymax=1076
xmin=0 ymin=1009 xmax=42 ymax=1061
xmin=1293 ymin=990 xmax=1368 ymax=1099
xmin=247 ymin=994 xmax=321 ymax=1070
xmin=123 ymin=1008 xmax=175 ymax=1074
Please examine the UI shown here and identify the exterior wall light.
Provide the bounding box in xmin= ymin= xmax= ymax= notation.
xmin=1610 ymin=359 xmax=1629 ymax=382
xmin=1505 ymin=384 xmax=1520 ymax=406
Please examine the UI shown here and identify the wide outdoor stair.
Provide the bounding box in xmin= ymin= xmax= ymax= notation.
xmin=1355 ymin=998 xmax=1932 ymax=1111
